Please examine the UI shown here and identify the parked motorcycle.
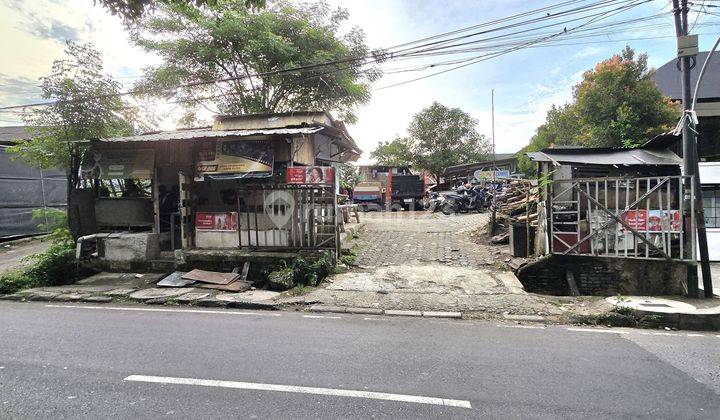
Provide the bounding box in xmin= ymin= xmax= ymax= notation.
xmin=441 ymin=189 xmax=483 ymax=215
xmin=424 ymin=191 xmax=446 ymax=212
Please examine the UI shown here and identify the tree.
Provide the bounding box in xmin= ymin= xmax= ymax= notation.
xmin=371 ymin=102 xmax=491 ymax=183
xmin=9 ymin=42 xmax=141 ymax=238
xmin=370 ymin=137 xmax=413 ymax=167
xmin=128 ymin=0 xmax=381 ymax=124
xmin=519 ymin=46 xmax=678 ymax=175
xmin=96 ymin=0 xmax=266 ymax=21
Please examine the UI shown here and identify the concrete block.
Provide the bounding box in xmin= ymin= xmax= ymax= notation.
xmin=103 ymin=288 xmax=137 ymax=297
xmin=422 ymin=311 xmax=462 ymax=319
xmin=384 ymin=310 xmax=423 ymax=317
xmin=103 ymin=233 xmax=160 ymax=263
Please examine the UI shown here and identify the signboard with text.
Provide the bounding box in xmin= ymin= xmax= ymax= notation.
xmin=620 ymin=210 xmax=681 ymax=233
xmin=196 ymin=140 xmax=273 ymax=176
xmin=286 ymin=166 xmax=335 ymax=186
xmin=195 ymin=212 xmax=238 ymax=231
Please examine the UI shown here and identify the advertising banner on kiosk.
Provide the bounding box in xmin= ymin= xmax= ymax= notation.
xmin=196 ymin=139 xmax=273 ymax=178
xmin=286 ymin=166 xmax=335 ymax=186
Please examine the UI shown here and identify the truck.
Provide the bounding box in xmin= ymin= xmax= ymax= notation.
xmin=352 ymin=181 xmax=383 ymax=211
xmin=389 ymin=174 xmax=425 ymax=211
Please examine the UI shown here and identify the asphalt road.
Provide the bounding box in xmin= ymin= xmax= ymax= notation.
xmin=1 ymin=302 xmax=719 ymax=419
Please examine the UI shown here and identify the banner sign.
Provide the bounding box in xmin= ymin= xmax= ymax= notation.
xmin=81 ymin=149 xmax=154 ymax=179
xmin=196 ymin=140 xmax=273 ymax=176
xmin=286 ymin=166 xmax=335 ymax=185
xmin=474 ymin=169 xmax=510 ymax=180
xmin=195 ymin=212 xmax=238 ymax=231
xmin=620 ymin=210 xmax=681 ymax=232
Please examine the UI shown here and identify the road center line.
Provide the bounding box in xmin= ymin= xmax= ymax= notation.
xmin=45 ymin=304 xmax=281 ymax=317
xmin=567 ymin=328 xmax=629 ymax=334
xmin=303 ymin=315 xmax=342 ymax=319
xmin=124 ymin=375 xmax=472 ymax=409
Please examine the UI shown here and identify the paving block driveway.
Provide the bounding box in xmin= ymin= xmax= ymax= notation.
xmin=302 ymin=211 xmax=561 ymax=318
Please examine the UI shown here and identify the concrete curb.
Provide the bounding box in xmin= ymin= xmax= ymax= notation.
xmin=309 ymin=305 xmax=462 ymax=319
xmin=502 ymin=314 xmax=546 ymax=323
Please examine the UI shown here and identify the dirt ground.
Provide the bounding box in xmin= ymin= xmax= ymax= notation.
xmin=0 ymin=237 xmax=51 ymax=275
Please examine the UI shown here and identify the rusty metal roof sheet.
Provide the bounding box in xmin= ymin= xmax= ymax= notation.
xmin=526 ymin=148 xmax=681 ymax=166
xmin=96 ymin=126 xmax=325 ymax=143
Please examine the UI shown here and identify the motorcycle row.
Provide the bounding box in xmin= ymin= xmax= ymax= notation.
xmin=425 ymin=183 xmax=496 ymax=215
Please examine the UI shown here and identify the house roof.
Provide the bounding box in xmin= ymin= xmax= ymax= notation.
xmin=94 ymin=126 xmax=325 ymax=143
xmin=444 ymin=153 xmax=517 ymax=176
xmin=526 ymin=146 xmax=681 ymax=166
xmin=653 ymin=51 xmax=720 ymax=100
xmin=0 ymin=126 xmax=31 ymax=144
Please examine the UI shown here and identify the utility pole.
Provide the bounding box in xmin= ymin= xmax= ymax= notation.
xmin=672 ymin=0 xmax=713 ymax=297
xmin=490 ymin=89 xmax=497 ymax=235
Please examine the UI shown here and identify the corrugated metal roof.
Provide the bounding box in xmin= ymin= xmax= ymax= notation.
xmin=526 ymin=148 xmax=681 ymax=166
xmin=0 ymin=126 xmax=31 ymax=143
xmin=96 ymin=126 xmax=325 ymax=143
xmin=653 ymin=51 xmax=720 ymax=100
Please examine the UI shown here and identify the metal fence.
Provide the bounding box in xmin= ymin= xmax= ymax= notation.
xmin=549 ymin=175 xmax=695 ymax=261
xmin=235 ymin=184 xmax=339 ymax=253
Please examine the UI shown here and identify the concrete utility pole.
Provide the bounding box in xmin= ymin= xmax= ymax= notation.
xmin=672 ymin=0 xmax=713 ymax=297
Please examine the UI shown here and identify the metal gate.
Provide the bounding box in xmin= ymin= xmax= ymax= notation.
xmin=549 ymin=175 xmax=695 ymax=261
xmin=235 ymin=184 xmax=339 ymax=253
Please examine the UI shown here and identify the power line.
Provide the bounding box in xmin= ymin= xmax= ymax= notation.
xmin=0 ymin=0 xmax=663 ymax=111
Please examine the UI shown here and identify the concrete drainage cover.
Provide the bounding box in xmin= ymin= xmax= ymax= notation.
xmin=605 ymin=296 xmax=697 ymax=313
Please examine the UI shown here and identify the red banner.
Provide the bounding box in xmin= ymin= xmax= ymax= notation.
xmin=286 ymin=166 xmax=334 ymax=185
xmin=195 ymin=212 xmax=238 ymax=231
xmin=620 ymin=210 xmax=681 ymax=232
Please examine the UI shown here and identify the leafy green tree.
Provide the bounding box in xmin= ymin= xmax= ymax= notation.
xmin=370 ymin=137 xmax=413 ymax=167
xmin=371 ymin=102 xmax=490 ymax=183
xmin=9 ymin=41 xmax=141 ymax=238
xmin=519 ymin=46 xmax=678 ymax=175
xmin=96 ymin=0 xmax=265 ymax=21
xmin=129 ymin=0 xmax=381 ymax=124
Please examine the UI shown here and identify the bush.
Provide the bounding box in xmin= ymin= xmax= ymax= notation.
xmin=292 ymin=252 xmax=334 ymax=287
xmin=0 ymin=270 xmax=36 ymax=295
xmin=0 ymin=208 xmax=77 ymax=295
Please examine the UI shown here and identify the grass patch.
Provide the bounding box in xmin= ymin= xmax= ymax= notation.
xmin=339 ymin=245 xmax=359 ymax=266
xmin=0 ymin=209 xmax=78 ymax=295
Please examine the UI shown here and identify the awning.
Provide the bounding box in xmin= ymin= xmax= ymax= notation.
xmin=526 ymin=148 xmax=681 ymax=166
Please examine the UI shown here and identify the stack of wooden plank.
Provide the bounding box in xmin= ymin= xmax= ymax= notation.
xmin=496 ymin=180 xmax=539 ymax=225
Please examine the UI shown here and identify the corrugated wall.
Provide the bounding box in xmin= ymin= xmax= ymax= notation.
xmin=0 ymin=146 xmax=67 ymax=238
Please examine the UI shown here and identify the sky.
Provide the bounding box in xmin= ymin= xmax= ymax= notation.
xmin=1 ymin=0 xmax=719 ymax=163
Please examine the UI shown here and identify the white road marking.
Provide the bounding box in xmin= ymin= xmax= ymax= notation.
xmin=363 ymin=317 xmax=390 ymax=321
xmin=567 ymin=328 xmax=629 ymax=335
xmin=45 ymin=305 xmax=281 ymax=316
xmin=303 ymin=315 xmax=342 ymax=319
xmin=685 ymin=333 xmax=705 ymax=337
xmin=124 ymin=375 xmax=472 ymax=408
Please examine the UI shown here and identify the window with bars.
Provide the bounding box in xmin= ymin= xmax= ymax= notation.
xmin=702 ymin=187 xmax=720 ymax=228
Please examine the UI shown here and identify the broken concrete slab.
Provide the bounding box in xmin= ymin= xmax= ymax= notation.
xmin=215 ymin=290 xmax=280 ymax=303
xmin=81 ymin=296 xmax=113 ymax=303
xmin=0 ymin=293 xmax=27 ymax=301
xmin=54 ymin=293 xmax=88 ymax=302
xmin=103 ymin=288 xmax=137 ymax=297
xmin=176 ymin=292 xmax=210 ymax=304
xmin=26 ymin=291 xmax=59 ymax=301
xmin=129 ymin=288 xmax=193 ymax=301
